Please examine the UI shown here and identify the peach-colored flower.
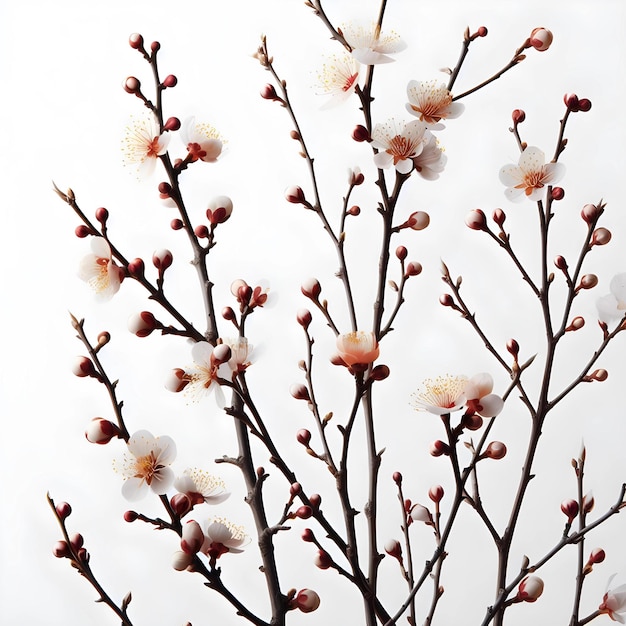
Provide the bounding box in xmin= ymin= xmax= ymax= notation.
xmin=499 ymin=146 xmax=565 ymax=202
xmin=371 ymin=119 xmax=429 ymax=174
xmin=406 ymin=80 xmax=464 ymax=128
xmin=336 ymin=331 xmax=379 ymax=367
xmin=78 ymin=237 xmax=124 ymax=300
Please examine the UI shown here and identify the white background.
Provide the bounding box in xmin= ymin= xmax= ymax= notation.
xmin=2 ymin=0 xmax=626 ymax=624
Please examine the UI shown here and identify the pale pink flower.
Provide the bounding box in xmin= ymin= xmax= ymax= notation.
xmin=174 ymin=468 xmax=230 ymax=506
xmin=113 ymin=430 xmax=177 ymax=501
xmin=410 ymin=503 xmax=432 ymax=524
xmin=597 ymin=273 xmax=626 ymax=323
xmin=464 ymin=373 xmax=504 ymax=417
xmin=341 ymin=22 xmax=406 ymax=65
xmin=202 ymin=518 xmax=249 ymax=559
xmin=371 ymin=119 xmax=429 ymax=174
xmin=78 ymin=237 xmax=124 ymax=300
xmin=406 ymin=80 xmax=464 ymax=128
xmin=599 ymin=575 xmax=626 ymax=623
xmin=180 ymin=116 xmax=224 ymax=163
xmin=317 ymin=53 xmax=360 ymax=109
xmin=122 ymin=112 xmax=170 ymax=177
xmin=412 ymin=134 xmax=447 ymax=180
xmin=412 ymin=375 xmax=467 ymax=415
xmin=499 ymin=146 xmax=565 ymax=202
xmin=335 ymin=331 xmax=379 ymax=367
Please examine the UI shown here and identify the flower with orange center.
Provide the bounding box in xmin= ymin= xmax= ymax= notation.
xmin=122 ymin=112 xmax=170 ymax=177
xmin=412 ymin=375 xmax=468 ymax=415
xmin=371 ymin=119 xmax=429 ymax=174
xmin=499 ymin=146 xmax=565 ymax=202
xmin=336 ymin=331 xmax=379 ymax=367
xmin=114 ymin=430 xmax=176 ymax=501
xmin=317 ymin=53 xmax=360 ymax=109
xmin=406 ymin=80 xmax=464 ymax=128
xmin=180 ymin=117 xmax=224 ymax=163
xmin=78 ymin=237 xmax=124 ymax=300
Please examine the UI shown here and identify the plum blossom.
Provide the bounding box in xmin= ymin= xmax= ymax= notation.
xmin=179 ymin=341 xmax=230 ymax=406
xmin=174 ymin=468 xmax=230 ymax=506
xmin=180 ymin=116 xmax=224 ymax=163
xmin=78 ymin=237 xmax=124 ymax=300
xmin=341 ymin=22 xmax=406 ymax=65
xmin=597 ymin=273 xmax=626 ymax=323
xmin=412 ymin=374 xmax=467 ymax=415
xmin=113 ymin=430 xmax=176 ymax=501
xmin=406 ymin=80 xmax=464 ymax=128
xmin=317 ymin=53 xmax=360 ymax=109
xmin=202 ymin=518 xmax=249 ymax=560
xmin=412 ymin=134 xmax=447 ymax=180
xmin=464 ymin=373 xmax=504 ymax=417
xmin=335 ymin=331 xmax=379 ymax=367
xmin=371 ymin=119 xmax=429 ymax=174
xmin=122 ymin=112 xmax=170 ymax=177
xmin=220 ymin=337 xmax=253 ymax=375
xmin=499 ymin=146 xmax=565 ymax=202
xmin=599 ymin=575 xmax=626 ymax=623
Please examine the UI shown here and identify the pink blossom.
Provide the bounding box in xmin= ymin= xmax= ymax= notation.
xmin=335 ymin=331 xmax=379 ymax=367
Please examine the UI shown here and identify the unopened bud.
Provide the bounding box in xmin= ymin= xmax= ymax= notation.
xmin=430 ymin=440 xmax=450 ymax=456
xmin=565 ymin=316 xmax=585 ymax=332
xmin=123 ymin=76 xmax=141 ymax=94
xmin=439 ymin=294 xmax=454 ymax=307
xmin=347 ymin=205 xmax=361 ymax=216
xmin=582 ymin=491 xmax=595 ymax=513
xmin=162 ymin=74 xmax=178 ymax=88
xmin=370 ymin=364 xmax=390 ymax=381
xmin=165 ymin=368 xmax=189 ymax=393
xmin=128 ymin=33 xmax=144 ymax=50
xmin=163 ymin=116 xmax=181 ymax=131
xmin=55 ymin=502 xmax=72 ymax=520
xmin=581 ymin=203 xmax=602 ymax=224
xmin=465 ymin=209 xmax=487 ymax=231
xmin=290 ymin=384 xmax=311 ymax=401
xmin=127 ymin=258 xmax=145 ymax=278
xmin=396 ymin=246 xmax=408 ymax=261
xmin=296 ymin=505 xmax=312 ymax=519
xmin=212 ymin=344 xmax=231 ymax=364
xmin=309 ymin=494 xmax=321 ymax=509
xmin=517 ymin=575 xmax=544 ymax=602
xmin=85 ymin=417 xmax=119 ymax=444
xmin=384 ymin=539 xmax=402 ymax=560
xmin=564 ymin=93 xmax=579 ymax=110
xmin=75 ymin=225 xmax=91 ymax=238
xmin=529 ymin=27 xmax=553 ymax=51
xmin=172 ymin=550 xmax=194 ymax=572
xmin=551 ymin=187 xmax=565 ymax=201
xmin=301 ymin=528 xmax=315 ymax=543
xmin=297 ymin=309 xmax=312 ymax=329
xmin=301 ymin=278 xmax=322 ymax=300
xmin=124 ymin=510 xmax=139 ymax=522
xmin=181 ymin=520 xmax=205 ymax=554
xmin=352 ymin=125 xmax=370 ymax=142
xmin=285 ymin=186 xmax=306 ymax=204
xmin=405 ymin=261 xmax=422 ymax=277
xmin=493 ymin=208 xmax=506 ymax=228
xmin=128 ymin=311 xmax=159 ymax=337
xmin=512 ymin=109 xmax=526 ymax=125
xmin=314 ymin=549 xmax=332 ymax=569
xmin=561 ymin=498 xmax=579 ymax=523
xmin=590 ymin=369 xmax=608 ymax=382
xmin=206 ymin=195 xmax=234 ymax=225
xmin=591 ymin=227 xmax=611 ymax=246
xmin=578 ymin=274 xmax=598 ymax=290
xmin=222 ymin=306 xmax=235 ymax=321
xmin=152 ymin=249 xmax=173 ymax=270
xmin=72 ymin=356 xmax=96 ymax=378
xmin=407 ymin=211 xmax=430 ymax=231
xmin=554 ymin=255 xmax=568 ymax=271
xmin=578 ymin=98 xmax=592 ymax=112
xmin=428 ymin=485 xmax=444 ymax=503
xmin=293 ymin=589 xmax=321 ymax=613
xmin=170 ymin=493 xmax=192 ymax=517
xmin=296 ymin=429 xmax=312 ymax=446
xmin=53 ymin=541 xmax=71 ymax=558
xmin=260 ymin=84 xmax=279 ymax=100
xmin=484 ymin=441 xmax=507 ymax=460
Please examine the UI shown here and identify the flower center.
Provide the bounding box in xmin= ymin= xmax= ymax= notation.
xmin=133 ymin=450 xmax=163 ymax=485
xmin=521 ymin=169 xmax=545 ymax=194
xmin=187 ymin=142 xmax=207 ymax=161
xmin=388 ymin=135 xmax=413 ymax=163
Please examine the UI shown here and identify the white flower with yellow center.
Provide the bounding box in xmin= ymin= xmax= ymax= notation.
xmin=122 ymin=112 xmax=170 ymax=177
xmin=317 ymin=53 xmax=360 ymax=109
xmin=371 ymin=119 xmax=428 ymax=174
xmin=341 ymin=22 xmax=406 ymax=64
xmin=174 ymin=468 xmax=230 ymax=506
xmin=180 ymin=117 xmax=224 ymax=163
xmin=202 ymin=517 xmax=249 ymax=559
xmin=412 ymin=374 xmax=468 ymax=415
xmin=77 ymin=237 xmax=124 ymax=300
xmin=114 ymin=430 xmax=177 ymax=501
xmin=406 ymin=80 xmax=464 ymax=128
xmin=597 ymin=273 xmax=626 ymax=324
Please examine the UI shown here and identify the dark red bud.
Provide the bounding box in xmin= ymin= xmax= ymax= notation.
xmin=162 ymin=74 xmax=178 ymax=88
xmin=352 ymin=125 xmax=370 ymax=142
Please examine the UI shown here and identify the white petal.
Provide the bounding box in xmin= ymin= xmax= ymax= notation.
xmin=156 ymin=435 xmax=177 ymax=465
xmin=395 ymin=158 xmax=414 ymax=175
xmin=374 ymin=152 xmax=393 ymax=169
xmin=351 ymin=48 xmax=394 ymax=65
xmin=90 ymin=237 xmax=111 ymax=258
xmin=518 ymin=146 xmax=546 ymax=170
xmin=610 ymin=273 xmax=626 ymax=303
xmin=150 ymin=467 xmax=175 ymax=495
xmin=127 ymin=430 xmax=157 ymax=457
xmin=478 ymin=394 xmax=504 ymax=418
xmin=499 ymin=165 xmax=522 ymax=187
xmin=191 ymin=341 xmax=214 ymax=366
xmin=122 ymin=477 xmax=149 ymax=501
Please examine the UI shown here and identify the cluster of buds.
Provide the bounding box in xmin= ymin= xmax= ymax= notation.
xmin=564 ymin=93 xmax=592 ymax=113
xmin=230 ymin=279 xmax=269 ymax=312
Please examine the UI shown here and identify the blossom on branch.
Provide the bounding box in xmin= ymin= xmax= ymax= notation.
xmin=317 ymin=53 xmax=360 ymax=109
xmin=412 ymin=134 xmax=447 ymax=180
xmin=406 ymin=80 xmax=464 ymax=128
xmin=371 ymin=119 xmax=429 ymax=174
xmin=180 ymin=117 xmax=224 ymax=163
xmin=597 ymin=273 xmax=626 ymax=323
xmin=202 ymin=518 xmax=249 ymax=560
xmin=335 ymin=331 xmax=379 ymax=369
xmin=77 ymin=237 xmax=124 ymax=300
xmin=499 ymin=146 xmax=565 ymax=202
xmin=113 ymin=430 xmax=177 ymax=501
xmin=599 ymin=575 xmax=626 ymax=623
xmin=412 ymin=375 xmax=467 ymax=415
xmin=464 ymin=373 xmax=504 ymax=417
xmin=341 ymin=22 xmax=406 ymax=65
xmin=122 ymin=112 xmax=170 ymax=177
xmin=174 ymin=468 xmax=230 ymax=506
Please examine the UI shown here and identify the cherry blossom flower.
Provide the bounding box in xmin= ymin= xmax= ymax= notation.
xmin=174 ymin=468 xmax=230 ymax=506
xmin=341 ymin=21 xmax=406 ymax=64
xmin=371 ymin=119 xmax=429 ymax=174
xmin=201 ymin=518 xmax=249 ymax=560
xmin=335 ymin=331 xmax=379 ymax=367
xmin=464 ymin=373 xmax=504 ymax=417
xmin=406 ymin=80 xmax=464 ymax=128
xmin=220 ymin=337 xmax=253 ymax=375
xmin=499 ymin=146 xmax=565 ymax=202
xmin=412 ymin=375 xmax=468 ymax=415
xmin=412 ymin=134 xmax=447 ymax=180
xmin=122 ymin=112 xmax=170 ymax=177
xmin=317 ymin=53 xmax=360 ymax=109
xmin=180 ymin=116 xmax=224 ymax=163
xmin=599 ymin=575 xmax=626 ymax=623
xmin=113 ymin=430 xmax=177 ymax=501
xmin=78 ymin=237 xmax=125 ymax=300
xmin=597 ymin=273 xmax=626 ymax=323
xmin=180 ymin=341 xmax=230 ymax=406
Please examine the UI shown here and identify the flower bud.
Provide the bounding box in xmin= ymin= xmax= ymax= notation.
xmin=564 ymin=93 xmax=579 ymax=110
xmin=297 ymin=309 xmax=312 ymax=329
xmin=75 ymin=225 xmax=91 ymax=238
xmin=591 ymin=228 xmax=611 ymax=246
xmin=579 ymin=274 xmax=598 ymax=290
xmin=578 ymin=98 xmax=592 ymax=112
xmin=181 ymin=520 xmax=205 ymax=554
xmin=428 ymin=485 xmax=444 ymax=503
xmin=506 ymin=338 xmax=519 ymax=359
xmin=560 ymin=498 xmax=579 ymax=523
xmin=206 ymin=195 xmax=234 ymax=225
xmin=212 ymin=344 xmax=232 ymax=364
xmin=551 ymin=187 xmax=565 ymax=201
xmin=163 ymin=116 xmax=181 ymax=131
xmin=583 ymin=491 xmax=595 ymax=513
xmin=150 ymin=41 xmax=160 ymax=53
xmin=370 ymin=364 xmax=390 ymax=381
xmin=294 ymin=589 xmax=321 ymax=613
xmin=581 ymin=203 xmax=602 ymax=223
xmin=512 ymin=109 xmax=526 ymax=125
xmin=309 ymin=493 xmax=321 ymax=509
xmin=172 ymin=550 xmax=194 ymax=571
xmin=170 ymin=493 xmax=193 ymax=517
xmin=430 ymin=440 xmax=450 ymax=457
xmin=124 ymin=510 xmax=139 ymax=522
xmin=123 ymin=76 xmax=141 ymax=94
xmin=465 ymin=209 xmax=487 ymax=231
xmin=348 ymin=167 xmax=364 ymax=186
xmin=407 ymin=211 xmax=430 ymax=231
xmin=477 ymin=26 xmax=488 ymax=37
xmin=590 ymin=369 xmax=608 ymax=382
xmin=152 ymin=249 xmax=173 ymax=270
xmin=128 ymin=33 xmax=144 ymax=50
xmin=554 ymin=255 xmax=568 ymax=271
xmin=55 ymin=502 xmax=72 ymax=520
xmin=384 ymin=539 xmax=402 ymax=560
xmin=162 ymin=74 xmax=178 ymax=88
xmin=285 ymin=186 xmax=306 ymax=204
xmin=484 ymin=441 xmax=507 ymax=460
xmin=291 ymin=384 xmax=311 ymax=401
xmin=529 ymin=27 xmax=553 ymax=51
xmin=97 ymin=331 xmax=110 ymax=347
xmin=296 ymin=429 xmax=312 ymax=446
xmin=347 ymin=205 xmax=361 ymax=216
xmin=405 ymin=262 xmax=422 ymax=277
xmin=95 ymin=207 xmax=109 ymax=224
xmin=222 ymin=306 xmax=236 ymax=321
xmin=165 ymin=368 xmax=189 ymax=393
xmin=301 ymin=528 xmax=315 ymax=543
xmin=127 ymin=258 xmax=145 ymax=278
xmin=314 ymin=550 xmax=332 ymax=569
xmin=352 ymin=124 xmax=370 ymax=142
xmin=392 ymin=471 xmax=402 ymax=485
xmin=301 ymin=278 xmax=322 ymax=300
xmin=493 ymin=208 xmax=506 ymax=228
xmin=85 ymin=417 xmax=119 ymax=444
xmin=410 ymin=503 xmax=431 ymax=524
xmin=260 ymin=84 xmax=279 ymax=100
xmin=53 ymin=541 xmax=71 ymax=558
xmin=296 ymin=506 xmax=312 ymax=520
xmin=396 ymin=246 xmax=408 ymax=261
xmin=566 ymin=316 xmax=585 ymax=332
xmin=128 ymin=311 xmax=158 ymax=337
xmin=589 ymin=547 xmax=606 ymax=565
xmin=439 ymin=294 xmax=454 ymax=307
xmin=70 ymin=533 xmax=84 ymax=550
xmin=517 ymin=575 xmax=544 ymax=602
xmin=72 ymin=356 xmax=96 ymax=378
